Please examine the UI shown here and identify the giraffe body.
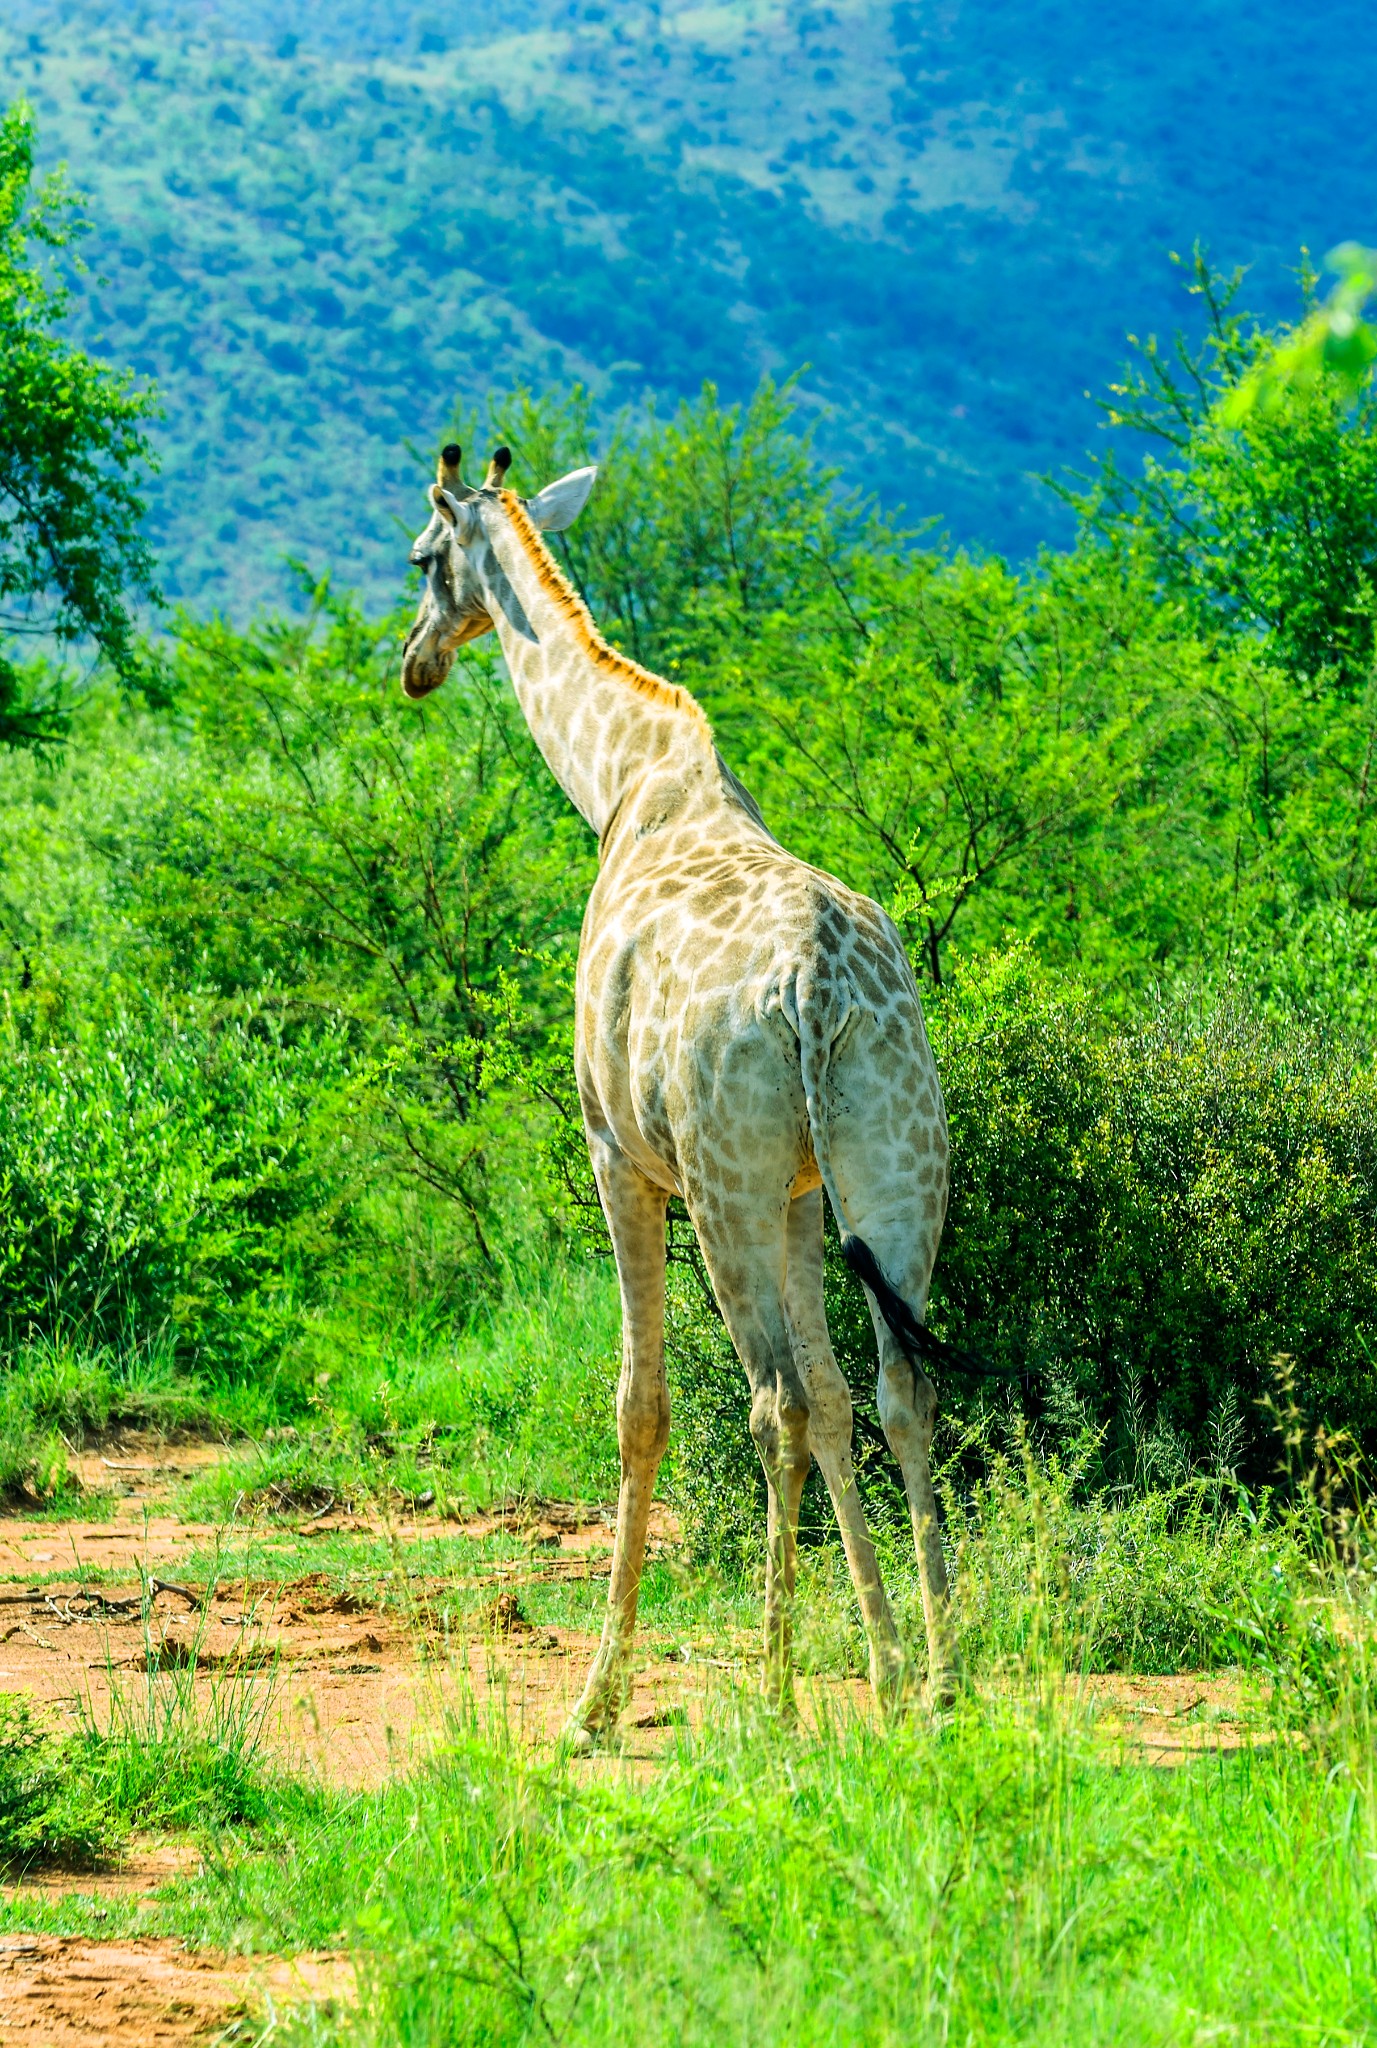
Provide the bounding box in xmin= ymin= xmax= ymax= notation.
xmin=402 ymin=448 xmax=956 ymax=1735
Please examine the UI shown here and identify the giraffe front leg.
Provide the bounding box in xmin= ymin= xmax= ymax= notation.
xmin=564 ymin=1148 xmax=668 ymax=1750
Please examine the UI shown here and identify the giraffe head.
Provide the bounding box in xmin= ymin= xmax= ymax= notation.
xmin=401 ymin=443 xmax=598 ymax=699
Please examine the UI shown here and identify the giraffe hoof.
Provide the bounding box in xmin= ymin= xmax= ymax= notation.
xmin=560 ymin=1715 xmax=621 ymax=1755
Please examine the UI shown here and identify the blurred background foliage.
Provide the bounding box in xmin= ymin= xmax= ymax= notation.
xmin=1 ymin=80 xmax=1376 ymax=1523
xmin=0 ymin=99 xmax=158 ymax=743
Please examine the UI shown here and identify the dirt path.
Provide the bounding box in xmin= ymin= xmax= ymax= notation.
xmin=0 ymin=1573 xmax=767 ymax=1781
xmin=0 ymin=1935 xmax=353 ymax=2045
xmin=0 ymin=1484 xmax=712 ymax=1784
xmin=0 ymin=1443 xmax=1257 ymax=1779
xmin=0 ymin=1561 xmax=1256 ymax=1780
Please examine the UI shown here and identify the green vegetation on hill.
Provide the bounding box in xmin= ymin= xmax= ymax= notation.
xmin=0 ymin=99 xmax=157 ymax=741
xmin=1 ymin=0 xmax=1373 ymax=615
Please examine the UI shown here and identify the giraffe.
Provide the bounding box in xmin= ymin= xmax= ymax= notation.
xmin=401 ymin=442 xmax=958 ymax=1743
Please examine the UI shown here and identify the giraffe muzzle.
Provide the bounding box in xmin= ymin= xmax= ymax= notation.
xmin=400 ymin=623 xmax=449 ymax=699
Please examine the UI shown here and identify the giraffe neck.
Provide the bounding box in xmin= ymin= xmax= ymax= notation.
xmin=477 ymin=493 xmax=715 ymax=838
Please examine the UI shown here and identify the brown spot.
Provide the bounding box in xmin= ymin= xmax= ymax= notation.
xmin=850 ymin=960 xmax=885 ymax=1004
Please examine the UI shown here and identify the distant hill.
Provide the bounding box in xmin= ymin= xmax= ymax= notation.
xmin=2 ymin=0 xmax=1373 ymax=620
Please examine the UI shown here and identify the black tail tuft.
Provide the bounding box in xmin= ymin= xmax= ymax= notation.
xmin=839 ymin=1230 xmax=1008 ymax=1380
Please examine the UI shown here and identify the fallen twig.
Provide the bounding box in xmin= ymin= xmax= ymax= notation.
xmin=52 ymin=1578 xmax=203 ymax=1618
xmin=1124 ymin=1694 xmax=1206 ymax=1721
xmin=17 ymin=1619 xmax=61 ymax=1653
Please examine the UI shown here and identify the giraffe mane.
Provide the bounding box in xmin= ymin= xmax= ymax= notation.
xmin=496 ymin=490 xmax=712 ymax=736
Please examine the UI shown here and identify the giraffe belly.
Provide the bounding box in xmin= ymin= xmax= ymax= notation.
xmin=581 ymin=962 xmax=816 ymax=1213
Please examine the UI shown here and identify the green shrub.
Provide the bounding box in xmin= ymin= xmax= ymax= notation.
xmin=0 ymin=1341 xmax=200 ymax=1505
xmin=661 ymin=947 xmax=1377 ymax=1554
xmin=928 ymin=948 xmax=1377 ymax=1468
xmin=0 ymin=1690 xmax=287 ymax=1873
xmin=0 ymin=994 xmax=355 ymax=1373
xmin=942 ymin=1432 xmax=1276 ymax=1674
xmin=0 ymin=1698 xmax=111 ymax=1867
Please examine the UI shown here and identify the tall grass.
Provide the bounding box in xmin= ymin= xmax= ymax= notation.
xmin=187 ymin=1673 xmax=1377 ymax=2047
xmin=118 ymin=1415 xmax=1371 ymax=2044
xmin=184 ymin=1258 xmax=624 ymax=1521
xmin=7 ymin=1263 xmax=1377 ymax=2048
xmin=0 ymin=1630 xmax=290 ymax=1874
xmin=0 ymin=1331 xmax=222 ymax=1506
xmin=942 ymin=1432 xmax=1280 ymax=1675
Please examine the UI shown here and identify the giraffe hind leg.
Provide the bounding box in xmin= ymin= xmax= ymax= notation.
xmin=689 ymin=1205 xmax=810 ymax=1718
xmin=853 ymin=1241 xmax=959 ymax=1705
xmin=875 ymin=1335 xmax=959 ymax=1706
xmin=824 ymin=1098 xmax=959 ymax=1704
xmin=784 ymin=1190 xmax=907 ymax=1711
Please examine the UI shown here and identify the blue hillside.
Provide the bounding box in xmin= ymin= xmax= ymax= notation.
xmin=1 ymin=0 xmax=1371 ymax=615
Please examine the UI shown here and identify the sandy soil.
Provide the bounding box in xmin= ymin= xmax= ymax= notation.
xmin=0 ymin=1476 xmax=703 ymax=1785
xmin=0 ymin=1463 xmax=1260 ymax=1780
xmin=0 ymin=1935 xmax=353 ymax=2045
xmin=1075 ymin=1669 xmax=1256 ymax=1763
xmin=3 ymin=1845 xmax=201 ymax=1902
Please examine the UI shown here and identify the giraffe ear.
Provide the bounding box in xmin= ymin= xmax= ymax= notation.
xmin=525 ymin=466 xmax=598 ymax=532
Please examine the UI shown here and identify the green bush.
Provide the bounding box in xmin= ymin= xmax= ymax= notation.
xmin=944 ymin=1436 xmax=1274 ymax=1674
xmin=0 ymin=1334 xmax=221 ymax=1504
xmin=929 ymin=947 xmax=1377 ymax=1467
xmin=662 ymin=1266 xmax=759 ymax=1564
xmin=0 ymin=1691 xmax=286 ymax=1873
xmin=0 ymin=1698 xmax=111 ymax=1867
xmin=0 ymin=994 xmax=355 ymax=1372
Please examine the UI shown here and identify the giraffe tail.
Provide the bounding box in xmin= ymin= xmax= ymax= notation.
xmin=832 ymin=1229 xmax=979 ymax=1377
xmin=791 ymin=971 xmax=999 ymax=1383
